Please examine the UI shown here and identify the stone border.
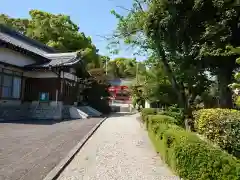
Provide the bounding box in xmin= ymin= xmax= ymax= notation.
xmin=43 ymin=117 xmax=108 ymax=180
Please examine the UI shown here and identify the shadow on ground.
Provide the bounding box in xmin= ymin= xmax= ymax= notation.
xmin=0 ymin=117 xmax=103 ymax=180
xmin=110 ymin=112 xmax=137 ymax=117
xmin=0 ymin=118 xmax=84 ymax=125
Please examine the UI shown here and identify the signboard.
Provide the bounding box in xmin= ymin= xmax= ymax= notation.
xmin=39 ymin=92 xmax=49 ymax=102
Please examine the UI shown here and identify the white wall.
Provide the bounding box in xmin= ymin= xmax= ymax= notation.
xmin=0 ymin=48 xmax=35 ymax=67
xmin=61 ymin=72 xmax=77 ymax=81
xmin=24 ymin=71 xmax=77 ymax=81
xmin=0 ymin=48 xmax=77 ymax=81
xmin=69 ymin=68 xmax=76 ymax=74
xmin=145 ymin=101 xmax=150 ymax=108
xmin=24 ymin=71 xmax=58 ymax=78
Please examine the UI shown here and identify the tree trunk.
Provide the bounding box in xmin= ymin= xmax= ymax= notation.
xmin=156 ymin=45 xmax=193 ymax=130
xmin=217 ymin=68 xmax=233 ymax=108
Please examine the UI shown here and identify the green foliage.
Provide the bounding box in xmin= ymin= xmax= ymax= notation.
xmin=148 ymin=115 xmax=178 ymax=125
xmin=1 ymin=10 xmax=114 ymax=112
xmin=129 ymin=61 xmax=179 ymax=107
xmin=167 ymin=104 xmax=183 ymax=113
xmin=112 ymin=0 xmax=240 ymax=110
xmin=158 ymin=111 xmax=183 ymax=126
xmin=146 ymin=0 xmax=240 ymax=108
xmin=194 ymin=108 xmax=240 ymax=156
xmin=110 ymin=0 xmax=223 ymax=128
xmin=148 ymin=119 xmax=240 ymax=180
xmin=229 ymin=47 xmax=240 ymax=92
xmin=155 ymin=105 xmax=184 ymax=126
xmin=0 ymin=14 xmax=29 ymax=33
xmin=82 ymin=81 xmax=111 ymax=114
xmin=235 ymin=96 xmax=240 ymax=108
xmin=140 ymin=108 xmax=157 ymax=122
xmin=146 ymin=115 xmax=179 ymax=132
xmin=143 ymin=63 xmax=178 ymax=105
xmin=1 ymin=10 xmax=100 ymax=70
xmin=107 ymin=57 xmax=141 ymax=78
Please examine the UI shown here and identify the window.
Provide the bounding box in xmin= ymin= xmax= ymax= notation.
xmin=13 ymin=77 xmax=21 ymax=98
xmin=2 ymin=75 xmax=13 ymax=98
xmin=0 ymin=68 xmax=22 ymax=99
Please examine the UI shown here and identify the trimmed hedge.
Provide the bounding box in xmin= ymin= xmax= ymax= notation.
xmin=147 ymin=114 xmax=178 ymax=131
xmin=141 ymin=108 xmax=157 ymax=122
xmin=146 ymin=114 xmax=240 ymax=180
xmin=194 ymin=108 xmax=240 ymax=156
xmin=158 ymin=111 xmax=183 ymax=126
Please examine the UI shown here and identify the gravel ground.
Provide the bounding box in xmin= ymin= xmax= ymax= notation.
xmin=0 ymin=118 xmax=102 ymax=180
xmin=57 ymin=113 xmax=180 ymax=180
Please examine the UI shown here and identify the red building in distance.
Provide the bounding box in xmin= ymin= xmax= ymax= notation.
xmin=108 ymin=79 xmax=132 ymax=104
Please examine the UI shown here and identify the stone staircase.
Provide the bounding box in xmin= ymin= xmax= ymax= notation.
xmin=30 ymin=103 xmax=62 ymax=120
xmin=0 ymin=103 xmax=62 ymax=122
xmin=0 ymin=104 xmax=31 ymax=121
xmin=62 ymin=105 xmax=103 ymax=120
xmin=0 ymin=104 xmax=102 ymax=122
xmin=62 ymin=105 xmax=71 ymax=119
xmin=78 ymin=106 xmax=102 ymax=117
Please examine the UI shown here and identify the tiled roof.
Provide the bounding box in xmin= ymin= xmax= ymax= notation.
xmin=0 ymin=31 xmax=49 ymax=57
xmin=0 ymin=24 xmax=55 ymax=56
xmin=26 ymin=52 xmax=81 ymax=68
xmin=0 ymin=25 xmax=82 ymax=68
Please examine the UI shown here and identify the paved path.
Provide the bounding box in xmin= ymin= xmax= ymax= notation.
xmin=0 ymin=118 xmax=102 ymax=180
xmin=58 ymin=113 xmax=180 ymax=180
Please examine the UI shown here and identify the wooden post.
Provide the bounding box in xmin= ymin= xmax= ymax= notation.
xmin=56 ymin=89 xmax=58 ymax=104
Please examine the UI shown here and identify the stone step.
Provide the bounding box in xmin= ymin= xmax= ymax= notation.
xmin=0 ymin=104 xmax=62 ymax=121
xmin=78 ymin=106 xmax=101 ymax=117
xmin=62 ymin=106 xmax=71 ymax=119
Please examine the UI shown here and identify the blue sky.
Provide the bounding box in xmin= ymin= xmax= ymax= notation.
xmin=0 ymin=0 xmax=146 ymax=61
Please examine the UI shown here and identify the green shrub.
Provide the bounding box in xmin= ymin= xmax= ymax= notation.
xmin=194 ymin=108 xmax=240 ymax=156
xmin=147 ymin=115 xmax=178 ymax=132
xmin=158 ymin=111 xmax=183 ymax=126
xmin=141 ymin=108 xmax=157 ymax=122
xmin=148 ymin=123 xmax=240 ymax=180
xmin=167 ymin=104 xmax=183 ymax=113
xmin=235 ymin=96 xmax=240 ymax=108
xmin=148 ymin=114 xmax=178 ymax=125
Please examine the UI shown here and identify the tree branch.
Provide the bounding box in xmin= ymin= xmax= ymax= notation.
xmin=134 ymin=0 xmax=144 ymax=12
xmin=116 ymin=6 xmax=132 ymax=12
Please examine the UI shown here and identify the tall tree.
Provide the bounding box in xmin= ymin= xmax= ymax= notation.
xmin=109 ymin=0 xmax=240 ymax=128
xmin=109 ymin=0 xmax=193 ymax=128
xmin=145 ymin=0 xmax=240 ymax=108
xmin=107 ymin=57 xmax=141 ymax=78
xmin=1 ymin=10 xmax=100 ymax=68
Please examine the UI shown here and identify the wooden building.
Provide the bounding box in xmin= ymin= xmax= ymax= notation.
xmin=0 ymin=24 xmax=85 ymax=107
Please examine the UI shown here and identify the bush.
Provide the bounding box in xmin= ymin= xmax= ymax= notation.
xmin=167 ymin=104 xmax=183 ymax=113
xmin=194 ymin=108 xmax=240 ymax=156
xmin=141 ymin=108 xmax=157 ymax=122
xmin=158 ymin=111 xmax=183 ymax=126
xmin=235 ymin=96 xmax=240 ymax=108
xmin=146 ymin=115 xmax=179 ymax=132
xmin=148 ymin=122 xmax=240 ymax=180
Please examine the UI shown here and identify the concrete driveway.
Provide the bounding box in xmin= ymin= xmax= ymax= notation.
xmin=0 ymin=118 xmax=102 ymax=180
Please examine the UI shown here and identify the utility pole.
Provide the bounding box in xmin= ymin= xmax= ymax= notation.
xmin=136 ymin=62 xmax=139 ymax=83
xmin=105 ymin=59 xmax=108 ymax=75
